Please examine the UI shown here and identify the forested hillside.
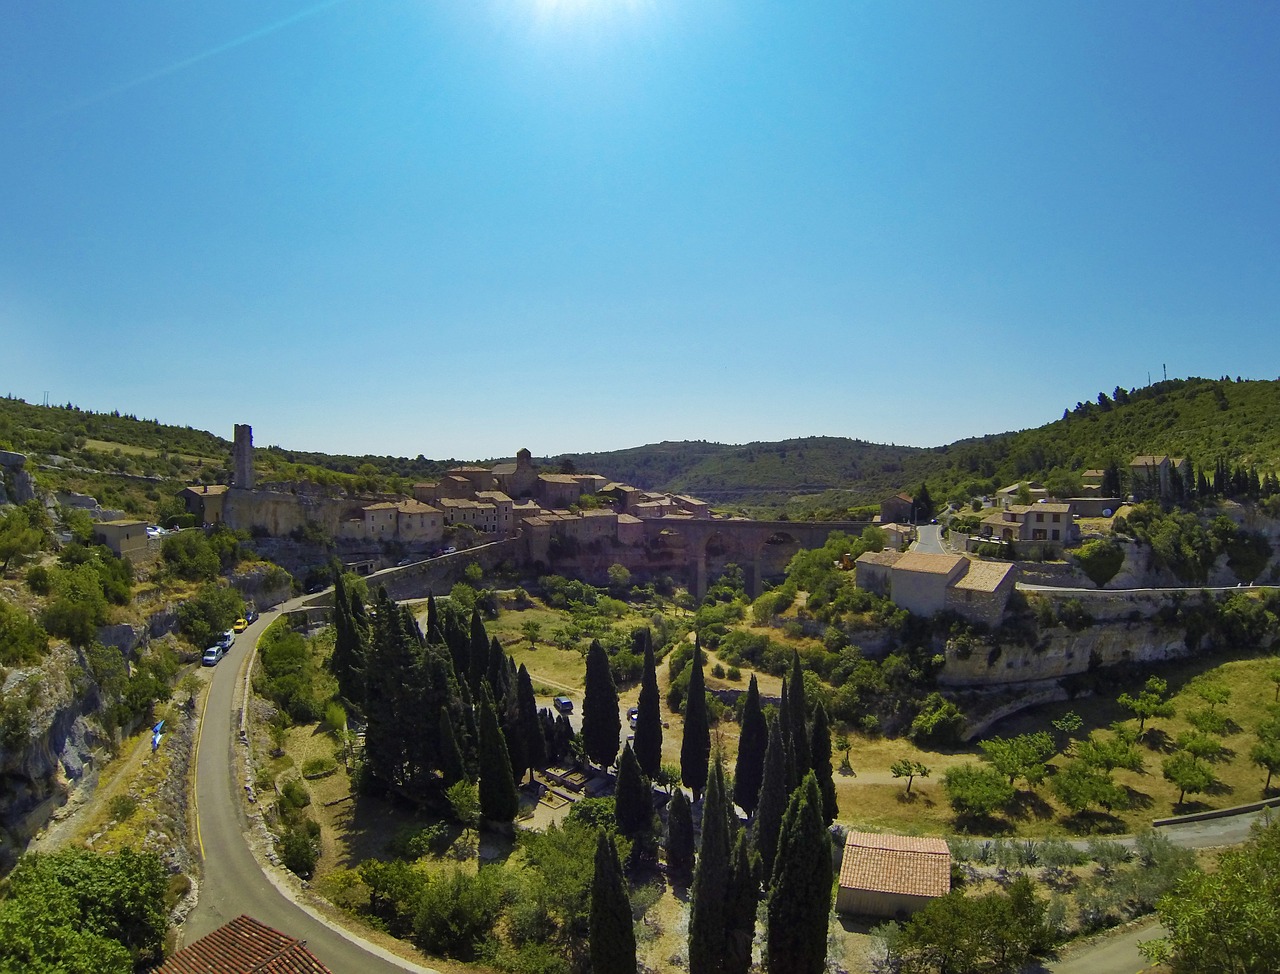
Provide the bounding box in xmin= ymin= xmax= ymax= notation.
xmin=570 ymin=377 xmax=1280 ymax=513
xmin=5 ymin=377 xmax=1278 ymax=518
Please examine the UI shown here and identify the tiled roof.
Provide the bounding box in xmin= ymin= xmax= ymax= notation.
xmin=893 ymin=552 xmax=965 ymax=576
xmin=539 ymin=474 xmax=580 ymax=484
xmin=839 ymin=833 xmax=951 ymax=899
xmin=855 ymin=550 xmax=902 ymax=567
xmin=491 ymin=463 xmax=518 ymax=475
xmin=183 ymin=484 xmax=230 ymax=496
xmin=396 ymin=500 xmax=438 ymax=514
xmin=617 ymin=514 xmax=643 ymax=524
xmin=362 ymin=502 xmax=399 ymax=511
xmin=475 ymin=491 xmax=513 ymax=503
xmin=155 ymin=915 xmax=333 ymax=974
xmin=1130 ymin=455 xmax=1169 ymax=467
xmin=952 ymin=560 xmax=1016 ymax=593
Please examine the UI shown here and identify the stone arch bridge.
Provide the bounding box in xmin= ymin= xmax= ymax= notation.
xmin=641 ymin=518 xmax=875 ymax=598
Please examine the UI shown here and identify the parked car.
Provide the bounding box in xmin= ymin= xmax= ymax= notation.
xmin=202 ymin=646 xmax=224 ymax=667
xmin=245 ymin=605 xmax=258 ymax=623
xmin=628 ymin=706 xmax=639 ymax=728
xmin=554 ymin=696 xmax=574 ymax=715
xmin=233 ymin=617 xmax=249 ymax=632
xmin=218 ymin=629 xmax=235 ymax=650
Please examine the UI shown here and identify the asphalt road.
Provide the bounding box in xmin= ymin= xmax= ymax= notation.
xmin=914 ymin=523 xmax=946 ymax=553
xmin=185 ymin=601 xmax=438 ymax=973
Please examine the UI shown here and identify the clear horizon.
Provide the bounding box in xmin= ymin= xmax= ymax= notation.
xmin=5 ymin=2 xmax=1279 ymax=459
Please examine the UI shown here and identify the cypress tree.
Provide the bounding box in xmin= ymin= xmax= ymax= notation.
xmin=766 ymin=774 xmax=833 ymax=974
xmin=330 ymin=573 xmax=367 ymax=706
xmin=487 ymin=635 xmax=507 ymax=699
xmin=681 ymin=639 xmax=711 ymax=800
xmin=724 ymin=830 xmax=759 ymax=974
xmin=514 ymin=664 xmax=546 ymax=782
xmin=788 ymin=651 xmax=811 ymax=777
xmin=614 ymin=743 xmax=652 ymax=837
xmin=583 ymin=639 xmax=621 ymax=770
xmin=753 ymin=717 xmax=787 ymax=883
xmin=363 ymin=588 xmax=416 ymax=790
xmin=590 ymin=831 xmax=637 ymax=974
xmin=439 ymin=709 xmax=466 ymax=787
xmin=539 ymin=708 xmax=561 ymax=764
xmin=688 ymin=757 xmax=732 ymax=974
xmin=666 ymin=788 xmax=695 ymax=879
xmin=633 ymin=633 xmax=663 ymax=779
xmin=733 ymin=674 xmax=767 ymax=817
xmin=477 ymin=685 xmax=518 ymax=824
xmin=468 ymin=609 xmax=488 ymax=692
xmin=425 ymin=592 xmax=442 ymax=644
xmin=778 ymin=678 xmax=796 ymax=791
xmin=809 ymin=703 xmax=838 ymax=826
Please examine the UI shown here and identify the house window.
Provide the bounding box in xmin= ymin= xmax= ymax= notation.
xmin=1052 ymin=530 xmax=1060 ymax=541
xmin=1035 ymin=512 xmax=1044 ymax=522
xmin=1052 ymin=513 xmax=1061 ymax=522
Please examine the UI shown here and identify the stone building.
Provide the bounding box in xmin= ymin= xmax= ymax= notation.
xmin=181 ymin=484 xmax=229 ymax=526
xmin=92 ymin=519 xmax=149 ymax=562
xmin=854 ymin=550 xmax=1016 ymax=625
xmin=836 ymin=832 xmax=950 ymax=918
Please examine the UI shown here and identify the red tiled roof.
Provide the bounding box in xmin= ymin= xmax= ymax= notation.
xmin=839 ymin=833 xmax=951 ymax=898
xmin=155 ymin=915 xmax=333 ymax=974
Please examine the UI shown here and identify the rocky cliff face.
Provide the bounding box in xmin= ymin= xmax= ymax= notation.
xmin=0 ymin=642 xmax=104 ymax=871
xmin=939 ymin=621 xmax=1191 ymax=687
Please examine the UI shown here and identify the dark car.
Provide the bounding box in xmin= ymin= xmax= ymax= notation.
xmin=554 ymin=696 xmax=574 ymax=715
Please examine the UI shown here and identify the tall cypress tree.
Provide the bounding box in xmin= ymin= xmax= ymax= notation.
xmin=614 ymin=743 xmax=652 ymax=837
xmin=331 ymin=573 xmax=367 ymax=706
xmin=809 ymin=703 xmax=838 ymax=827
xmin=438 ymin=709 xmax=466 ymax=787
xmin=633 ymin=634 xmax=663 ymax=779
xmin=733 ymin=675 xmax=767 ymax=817
xmin=590 ymin=831 xmax=637 ymax=974
xmin=468 ymin=609 xmax=488 ymax=692
xmin=477 ymin=685 xmax=518 ymax=825
xmin=583 ymin=639 xmax=621 ymax=770
xmin=788 ymin=651 xmax=811 ymax=777
xmin=681 ymin=640 xmax=711 ymax=800
xmin=363 ymin=588 xmax=416 ymax=790
xmin=724 ymin=830 xmax=759 ymax=974
xmin=666 ymin=787 xmax=695 ymax=879
xmin=688 ymin=757 xmax=731 ymax=974
xmin=425 ymin=592 xmax=442 ymax=644
xmin=514 ymin=664 xmax=546 ymax=782
xmin=753 ymin=717 xmax=787 ymax=883
xmin=766 ymin=774 xmax=833 ymax=974
xmin=487 ymin=635 xmax=508 ymax=699
xmin=778 ymin=678 xmax=795 ymax=791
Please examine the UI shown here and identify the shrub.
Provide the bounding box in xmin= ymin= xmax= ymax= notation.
xmin=108 ymin=794 xmax=138 ymax=821
xmin=280 ymin=778 xmax=311 ymax=809
xmin=0 ymin=601 xmax=48 ymax=665
xmin=413 ymin=866 xmax=505 ymax=960
xmin=280 ymin=820 xmax=320 ymax=879
xmin=302 ymin=756 xmax=338 ymax=779
xmin=726 ymin=665 xmax=741 ymax=681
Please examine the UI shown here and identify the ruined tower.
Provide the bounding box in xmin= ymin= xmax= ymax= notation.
xmin=233 ymin=424 xmax=254 ymax=489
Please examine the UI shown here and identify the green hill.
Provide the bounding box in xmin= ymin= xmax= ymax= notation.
xmin=4 ymin=376 xmax=1279 ymax=520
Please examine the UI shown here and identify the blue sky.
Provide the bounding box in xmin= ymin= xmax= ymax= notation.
xmin=3 ymin=1 xmax=1278 ymax=461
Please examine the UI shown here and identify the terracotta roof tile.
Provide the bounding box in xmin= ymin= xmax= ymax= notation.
xmin=839 ymin=833 xmax=951 ymax=898
xmin=155 ymin=915 xmax=333 ymax=974
xmin=893 ymin=552 xmax=965 ymax=575
xmin=952 ymin=560 xmax=1015 ymax=593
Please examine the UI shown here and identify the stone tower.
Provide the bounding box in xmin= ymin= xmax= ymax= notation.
xmin=233 ymin=424 xmax=254 ymax=489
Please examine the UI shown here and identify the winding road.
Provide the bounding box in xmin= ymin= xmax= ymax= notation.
xmin=185 ymin=599 xmax=438 ymax=973
xmin=184 ymin=586 xmax=1273 ymax=974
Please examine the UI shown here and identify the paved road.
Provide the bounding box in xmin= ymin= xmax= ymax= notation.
xmin=914 ymin=523 xmax=945 ymax=553
xmin=186 ymin=601 xmax=438 ymax=973
xmin=1026 ymin=919 xmax=1163 ymax=974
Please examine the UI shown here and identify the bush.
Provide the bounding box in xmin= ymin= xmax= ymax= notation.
xmin=280 ymin=820 xmax=320 ymax=879
xmin=0 ymin=601 xmax=48 ymax=665
xmin=302 ymin=756 xmax=338 ymax=779
xmin=108 ymin=794 xmax=138 ymax=821
xmin=413 ymin=866 xmax=505 ymax=960
xmin=24 ymin=564 xmax=50 ymax=594
xmin=177 ymin=583 xmax=243 ymax=650
xmin=280 ymin=778 xmax=311 ymax=809
xmin=161 ymin=531 xmax=220 ymax=581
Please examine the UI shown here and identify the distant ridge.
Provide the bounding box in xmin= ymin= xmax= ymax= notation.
xmin=4 ymin=377 xmax=1278 ymax=516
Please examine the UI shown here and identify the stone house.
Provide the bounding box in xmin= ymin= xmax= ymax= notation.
xmin=474 ymin=491 xmax=516 ymax=535
xmin=854 ymin=550 xmax=1016 ymax=624
xmin=879 ymin=492 xmax=914 ymax=524
xmin=836 ymin=832 xmax=951 ymax=918
xmin=537 ymin=474 xmax=583 ymax=509
xmin=395 ymin=499 xmax=443 ymax=544
xmin=995 ymin=481 xmax=1049 ymax=506
xmin=491 ymin=447 xmax=539 ymax=498
xmin=92 ymin=519 xmax=150 ymax=562
xmin=1129 ymin=455 xmax=1185 ymax=501
xmin=878 ymin=522 xmax=915 ymax=550
xmin=181 ymin=484 xmax=229 ymax=526
xmin=981 ymin=503 xmax=1078 ymax=546
xmin=437 ymin=497 xmax=500 ymax=533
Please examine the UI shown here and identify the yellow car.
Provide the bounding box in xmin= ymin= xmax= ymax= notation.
xmin=233 ymin=618 xmax=249 ymax=632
